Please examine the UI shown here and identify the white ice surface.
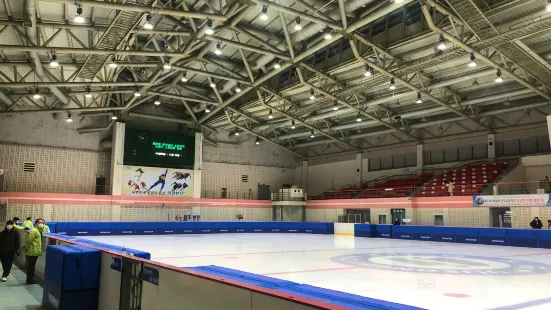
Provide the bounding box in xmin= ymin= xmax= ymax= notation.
xmin=83 ymin=234 xmax=551 ymax=310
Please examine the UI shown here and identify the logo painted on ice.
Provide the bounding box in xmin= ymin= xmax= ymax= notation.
xmin=331 ymin=253 xmax=551 ymax=276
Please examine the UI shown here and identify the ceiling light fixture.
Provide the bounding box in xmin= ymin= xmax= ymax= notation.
xmin=109 ymin=60 xmax=118 ymax=68
xmin=547 ymin=0 xmax=551 ymax=12
xmin=310 ymin=130 xmax=315 ymax=138
xmin=363 ymin=64 xmax=372 ymax=77
xmin=260 ymin=5 xmax=269 ymax=21
xmin=234 ymin=131 xmax=240 ymax=136
xmin=163 ymin=58 xmax=171 ymax=70
xmin=309 ymin=89 xmax=315 ymax=100
xmin=74 ymin=5 xmax=84 ymax=23
xmin=273 ymin=63 xmax=281 ymax=69
xmin=268 ymin=109 xmax=273 ymax=119
xmin=235 ymin=86 xmax=241 ymax=93
xmin=134 ymin=87 xmax=141 ymax=97
xmin=468 ymin=53 xmax=477 ymax=67
xmin=324 ymin=28 xmax=333 ymax=40
xmin=416 ymin=92 xmax=423 ymax=104
xmin=49 ymin=53 xmax=58 ymax=67
xmin=437 ymin=34 xmax=447 ymax=50
xmin=294 ymin=17 xmax=302 ymax=31
xmin=356 ymin=113 xmax=362 ymax=122
xmin=210 ymin=81 xmax=216 ymax=88
xmin=66 ymin=113 xmax=73 ymax=123
xmin=214 ymin=42 xmax=222 ymax=55
xmin=205 ymin=19 xmax=214 ymax=35
xmin=205 ymin=106 xmax=210 ymax=113
xmin=154 ymin=98 xmax=161 ymax=105
xmin=389 ymin=78 xmax=396 ymax=90
xmin=255 ymin=139 xmax=260 ymax=145
xmin=495 ymin=69 xmax=503 ymax=83
xmin=85 ymin=87 xmax=92 ymax=98
xmin=111 ymin=113 xmax=118 ymax=120
xmin=33 ymin=88 xmax=41 ymax=100
xmin=144 ymin=14 xmax=154 ymax=30
xmin=333 ymin=101 xmax=339 ymax=111
xmin=291 ymin=120 xmax=295 ymax=129
xmin=181 ymin=71 xmax=188 ymax=82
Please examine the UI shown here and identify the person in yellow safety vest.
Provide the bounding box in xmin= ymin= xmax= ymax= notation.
xmin=25 ymin=219 xmax=45 ymax=285
xmin=12 ymin=217 xmax=25 ymax=231
xmin=22 ymin=217 xmax=33 ymax=230
xmin=42 ymin=221 xmax=50 ymax=233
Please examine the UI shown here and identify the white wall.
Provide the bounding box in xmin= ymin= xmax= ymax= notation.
xmin=521 ymin=155 xmax=551 ymax=181
xmin=307 ymin=160 xmax=356 ymax=194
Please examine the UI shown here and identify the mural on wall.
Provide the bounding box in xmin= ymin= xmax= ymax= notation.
xmin=123 ymin=165 xmax=193 ymax=197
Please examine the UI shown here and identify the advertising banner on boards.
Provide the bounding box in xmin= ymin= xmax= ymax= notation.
xmin=473 ymin=194 xmax=551 ymax=207
xmin=122 ymin=165 xmax=193 ymax=197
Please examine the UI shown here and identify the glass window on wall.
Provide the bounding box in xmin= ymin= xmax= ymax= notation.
xmin=430 ymin=149 xmax=444 ymax=164
xmin=520 ymin=137 xmax=538 ymax=155
xmin=342 ymin=39 xmax=351 ymax=51
xmin=405 ymin=153 xmax=417 ymax=167
xmin=473 ymin=143 xmax=488 ymax=159
xmin=369 ymin=158 xmax=381 ymax=171
xmin=458 ymin=145 xmax=473 ymax=161
xmin=389 ymin=10 xmax=403 ymax=28
xmin=327 ymin=42 xmax=341 ymax=58
xmin=372 ymin=19 xmax=386 ymax=36
xmin=314 ymin=49 xmax=326 ymax=64
xmin=444 ymin=147 xmax=458 ymax=163
xmin=405 ymin=2 xmax=422 ymax=26
xmin=381 ymin=157 xmax=393 ymax=170
xmin=537 ymin=135 xmax=551 ymax=153
xmin=279 ymin=69 xmax=289 ymax=84
xmin=393 ymin=155 xmax=405 ymax=168
xmin=503 ymin=139 xmax=520 ymax=156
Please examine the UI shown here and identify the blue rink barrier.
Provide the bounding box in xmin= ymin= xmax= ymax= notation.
xmin=355 ymin=224 xmax=551 ymax=249
xmin=189 ymin=265 xmax=424 ymax=310
xmin=46 ymin=221 xmax=334 ymax=237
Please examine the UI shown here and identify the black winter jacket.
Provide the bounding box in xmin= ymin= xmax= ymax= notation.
xmin=0 ymin=228 xmax=21 ymax=253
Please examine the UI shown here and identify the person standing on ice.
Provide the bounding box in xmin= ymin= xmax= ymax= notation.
xmin=530 ymin=217 xmax=543 ymax=229
xmin=0 ymin=220 xmax=21 ymax=282
xmin=394 ymin=217 xmax=401 ymax=225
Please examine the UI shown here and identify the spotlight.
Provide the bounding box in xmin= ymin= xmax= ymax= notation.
xmin=437 ymin=34 xmax=446 ymax=51
xmin=324 ymin=28 xmax=333 ymax=40
xmin=333 ymin=101 xmax=339 ymax=111
xmin=309 ymin=89 xmax=315 ymax=100
xmin=260 ymin=5 xmax=268 ymax=21
xmin=495 ymin=69 xmax=503 ymax=83
xmin=416 ymin=92 xmax=423 ymax=104
xmin=273 ymin=63 xmax=281 ymax=69
xmin=389 ymin=78 xmax=396 ymax=90
xmin=205 ymin=19 xmax=214 ymax=35
xmin=363 ymin=64 xmax=372 ymax=77
xmin=154 ymin=99 xmax=161 ymax=106
xmin=291 ymin=120 xmax=295 ymax=129
xmin=111 ymin=113 xmax=118 ymax=120
xmin=74 ymin=6 xmax=84 ymax=23
xmin=214 ymin=42 xmax=222 ymax=55
xmin=109 ymin=61 xmax=118 ymax=68
xmin=181 ymin=72 xmax=188 ymax=82
xmin=205 ymin=107 xmax=210 ymax=113
xmin=134 ymin=87 xmax=141 ymax=97
xmin=49 ymin=53 xmax=58 ymax=67
xmin=235 ymin=86 xmax=241 ymax=93
xmin=468 ymin=53 xmax=477 ymax=67
xmin=268 ymin=109 xmax=273 ymax=119
xmin=66 ymin=113 xmax=73 ymax=123
xmin=234 ymin=130 xmax=240 ymax=136
xmin=255 ymin=140 xmax=260 ymax=145
xmin=163 ymin=58 xmax=171 ymax=70
xmin=294 ymin=17 xmax=302 ymax=31
xmin=210 ymin=81 xmax=216 ymax=88
xmin=310 ymin=130 xmax=315 ymax=138
xmin=356 ymin=113 xmax=362 ymax=122
xmin=33 ymin=88 xmax=41 ymax=100
xmin=144 ymin=14 xmax=154 ymax=30
xmin=85 ymin=87 xmax=92 ymax=98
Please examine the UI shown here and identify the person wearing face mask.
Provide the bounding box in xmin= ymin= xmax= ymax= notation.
xmin=12 ymin=217 xmax=24 ymax=231
xmin=24 ymin=219 xmax=44 ymax=284
xmin=0 ymin=220 xmax=21 ymax=282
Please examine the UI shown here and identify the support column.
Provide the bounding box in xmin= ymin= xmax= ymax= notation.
xmin=193 ymin=132 xmax=203 ymax=198
xmin=355 ymin=153 xmax=363 ymax=184
xmin=110 ymin=122 xmax=125 ymax=221
xmin=488 ymin=134 xmax=496 ymax=159
xmin=301 ymin=160 xmax=308 ymax=192
xmin=416 ymin=144 xmax=423 ymax=170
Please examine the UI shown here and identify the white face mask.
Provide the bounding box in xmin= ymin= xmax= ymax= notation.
xmin=6 ymin=225 xmax=13 ymax=230
xmin=37 ymin=223 xmax=44 ymax=228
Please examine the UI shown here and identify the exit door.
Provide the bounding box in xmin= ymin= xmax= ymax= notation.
xmin=490 ymin=207 xmax=512 ymax=228
xmin=391 ymin=208 xmax=406 ymax=224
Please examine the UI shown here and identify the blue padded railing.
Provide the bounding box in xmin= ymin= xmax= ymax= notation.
xmin=355 ymin=224 xmax=551 ymax=249
xmin=45 ymin=221 xmax=334 ymax=236
xmin=188 ymin=266 xmax=424 ymax=310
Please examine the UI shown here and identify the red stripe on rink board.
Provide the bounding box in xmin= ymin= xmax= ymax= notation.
xmin=307 ymin=197 xmax=473 ymax=209
xmin=46 ymin=235 xmax=349 ymax=310
xmin=0 ymin=192 xmax=272 ymax=208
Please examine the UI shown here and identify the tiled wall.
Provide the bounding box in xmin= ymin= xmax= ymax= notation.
xmin=0 ymin=143 xmax=107 ymax=194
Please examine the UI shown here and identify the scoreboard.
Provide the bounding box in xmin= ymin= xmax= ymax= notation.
xmin=124 ymin=128 xmax=195 ymax=169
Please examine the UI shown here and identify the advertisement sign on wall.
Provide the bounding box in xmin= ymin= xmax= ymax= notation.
xmin=122 ymin=165 xmax=193 ymax=197
xmin=473 ymin=194 xmax=551 ymax=207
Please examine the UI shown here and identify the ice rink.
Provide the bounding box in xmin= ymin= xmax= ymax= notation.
xmin=83 ymin=234 xmax=551 ymax=310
